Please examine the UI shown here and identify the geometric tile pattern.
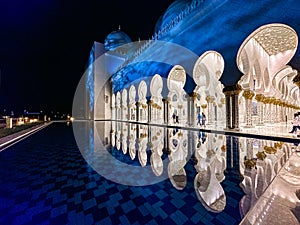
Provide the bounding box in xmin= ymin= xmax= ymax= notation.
xmin=0 ymin=123 xmax=245 ymax=225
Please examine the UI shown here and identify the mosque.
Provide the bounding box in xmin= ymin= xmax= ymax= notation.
xmin=75 ymin=0 xmax=300 ymax=132
xmin=69 ymin=1 xmax=300 ymax=223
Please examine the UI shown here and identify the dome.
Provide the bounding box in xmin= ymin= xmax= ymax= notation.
xmin=104 ymin=29 xmax=132 ymax=51
xmin=155 ymin=0 xmax=192 ymax=33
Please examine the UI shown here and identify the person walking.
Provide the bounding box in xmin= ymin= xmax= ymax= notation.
xmin=172 ymin=112 xmax=176 ymax=123
xmin=197 ymin=113 xmax=202 ymax=126
xmin=201 ymin=112 xmax=206 ymax=127
xmin=289 ymin=114 xmax=300 ymax=133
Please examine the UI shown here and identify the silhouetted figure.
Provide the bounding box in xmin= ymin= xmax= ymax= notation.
xmin=289 ymin=115 xmax=300 ymax=133
xmin=172 ymin=112 xmax=176 ymax=123
xmin=201 ymin=112 xmax=206 ymax=127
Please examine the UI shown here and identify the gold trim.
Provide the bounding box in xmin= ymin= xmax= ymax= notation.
xmin=242 ymin=90 xmax=255 ymax=100
xmin=223 ymin=84 xmax=242 ymax=96
xmin=264 ymin=146 xmax=277 ymax=154
xmin=221 ymin=145 xmax=226 ymax=152
xmin=221 ymin=98 xmax=226 ymax=104
xmin=206 ymin=95 xmax=215 ymax=103
xmin=244 ymin=159 xmax=256 ymax=169
xmin=256 ymin=151 xmax=267 ymax=161
xmin=255 ymin=94 xmax=265 ymax=102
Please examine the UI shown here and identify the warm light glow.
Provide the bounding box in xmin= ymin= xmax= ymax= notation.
xmin=29 ymin=119 xmax=38 ymax=123
xmin=16 ymin=117 xmax=25 ymax=125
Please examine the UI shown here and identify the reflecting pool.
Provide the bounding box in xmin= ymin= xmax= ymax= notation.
xmin=72 ymin=121 xmax=297 ymax=224
xmin=0 ymin=122 xmax=297 ymax=225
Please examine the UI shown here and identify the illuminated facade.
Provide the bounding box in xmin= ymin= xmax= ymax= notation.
xmin=69 ymin=2 xmax=300 ymax=223
xmin=80 ymin=0 xmax=300 ymax=130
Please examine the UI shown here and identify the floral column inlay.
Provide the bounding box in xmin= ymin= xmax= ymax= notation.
xmin=189 ymin=92 xmax=197 ymax=126
xmin=263 ymin=97 xmax=271 ymax=123
xmin=269 ymin=97 xmax=276 ymax=124
xmin=255 ymin=94 xmax=265 ymax=126
xmin=242 ymin=90 xmax=255 ymax=127
xmin=206 ymin=95 xmax=215 ymax=125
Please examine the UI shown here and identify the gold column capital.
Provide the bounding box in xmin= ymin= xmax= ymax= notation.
xmin=256 ymin=151 xmax=266 ymax=161
xmin=269 ymin=97 xmax=276 ymax=104
xmin=244 ymin=158 xmax=256 ymax=169
xmin=223 ymin=84 xmax=242 ymax=96
xmin=221 ymin=98 xmax=226 ymax=104
xmin=262 ymin=97 xmax=271 ymax=104
xmin=242 ymin=90 xmax=255 ymax=100
xmin=205 ymin=95 xmax=215 ymax=103
xmin=274 ymin=142 xmax=283 ymax=149
xmin=264 ymin=146 xmax=277 ymax=154
xmin=190 ymin=92 xmax=198 ymax=100
xmin=255 ymin=94 xmax=265 ymax=102
xmin=293 ymin=73 xmax=300 ymax=88
xmin=274 ymin=99 xmax=281 ymax=105
xmin=221 ymin=145 xmax=226 ymax=152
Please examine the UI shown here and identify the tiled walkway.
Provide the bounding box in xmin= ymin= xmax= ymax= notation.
xmin=0 ymin=123 xmax=244 ymax=225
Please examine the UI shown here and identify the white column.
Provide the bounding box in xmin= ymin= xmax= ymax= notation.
xmin=243 ymin=90 xmax=254 ymax=127
xmin=223 ymin=85 xmax=242 ymax=130
xmin=206 ymin=95 xmax=215 ymax=125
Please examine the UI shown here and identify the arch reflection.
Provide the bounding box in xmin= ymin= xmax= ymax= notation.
xmin=88 ymin=121 xmax=296 ymax=215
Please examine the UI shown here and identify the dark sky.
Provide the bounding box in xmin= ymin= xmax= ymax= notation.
xmin=0 ymin=0 xmax=175 ymax=115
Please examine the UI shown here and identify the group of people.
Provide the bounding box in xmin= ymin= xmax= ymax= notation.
xmin=171 ymin=111 xmax=206 ymax=126
xmin=289 ymin=113 xmax=300 ymax=134
xmin=197 ymin=112 xmax=206 ymax=127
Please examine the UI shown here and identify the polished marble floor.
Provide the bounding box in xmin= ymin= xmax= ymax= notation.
xmin=0 ymin=121 xmax=299 ymax=225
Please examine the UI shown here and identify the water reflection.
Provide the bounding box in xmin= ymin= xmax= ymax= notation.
xmin=168 ymin=128 xmax=188 ymax=190
xmin=138 ymin=125 xmax=148 ymax=167
xmin=150 ymin=126 xmax=164 ymax=176
xmin=73 ymin=120 xmax=296 ymax=216
xmin=128 ymin=123 xmax=137 ymax=160
xmin=194 ymin=131 xmax=226 ymax=213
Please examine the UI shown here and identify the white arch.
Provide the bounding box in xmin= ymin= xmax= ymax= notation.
xmin=150 ymin=74 xmax=164 ymax=123
xmin=116 ymin=91 xmax=121 ymax=120
xmin=193 ymin=51 xmax=225 ymax=127
xmin=121 ymin=89 xmax=128 ymax=120
xmin=138 ymin=80 xmax=148 ymax=122
xmin=167 ymin=65 xmax=188 ymax=125
xmin=129 ymin=85 xmax=136 ymax=121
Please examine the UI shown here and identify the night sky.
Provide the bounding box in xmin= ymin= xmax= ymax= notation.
xmin=0 ymin=0 xmax=174 ymax=116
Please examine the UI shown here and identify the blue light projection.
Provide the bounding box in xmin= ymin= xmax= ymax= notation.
xmin=104 ymin=30 xmax=132 ymax=51
xmin=109 ymin=0 xmax=300 ymax=93
xmin=86 ymin=46 xmax=95 ymax=112
xmin=112 ymin=61 xmax=172 ymax=92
